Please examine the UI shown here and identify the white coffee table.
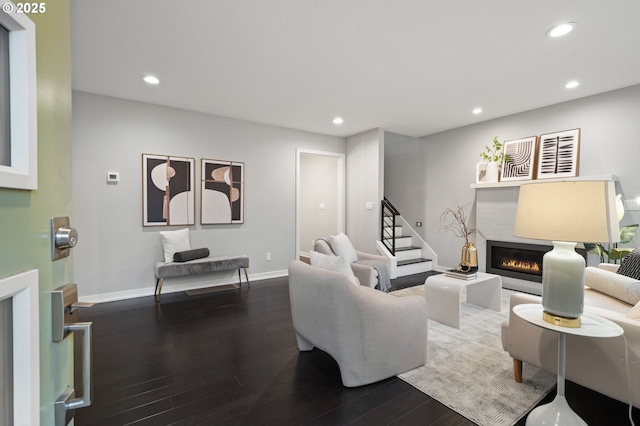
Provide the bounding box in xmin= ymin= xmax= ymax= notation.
xmin=424 ymin=272 xmax=502 ymax=328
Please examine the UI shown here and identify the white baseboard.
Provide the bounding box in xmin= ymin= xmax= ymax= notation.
xmin=79 ymin=269 xmax=289 ymax=303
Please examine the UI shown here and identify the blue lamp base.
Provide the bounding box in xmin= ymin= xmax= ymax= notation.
xmin=541 ymin=241 xmax=585 ymax=328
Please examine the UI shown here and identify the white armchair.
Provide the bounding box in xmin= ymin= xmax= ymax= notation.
xmin=288 ymin=260 xmax=427 ymax=387
xmin=313 ymin=237 xmax=389 ymax=289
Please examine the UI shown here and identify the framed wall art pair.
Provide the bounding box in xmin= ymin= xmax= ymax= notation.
xmin=500 ymin=128 xmax=580 ymax=182
xmin=142 ymin=154 xmax=245 ymax=226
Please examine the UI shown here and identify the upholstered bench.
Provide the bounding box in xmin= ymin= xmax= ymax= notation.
xmin=154 ymin=255 xmax=250 ymax=302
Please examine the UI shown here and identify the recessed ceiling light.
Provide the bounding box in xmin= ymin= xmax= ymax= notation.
xmin=565 ymin=81 xmax=580 ymax=89
xmin=142 ymin=75 xmax=160 ymax=85
xmin=547 ymin=22 xmax=576 ymax=38
xmin=333 ymin=117 xmax=344 ymax=125
xmin=472 ymin=108 xmax=483 ymax=115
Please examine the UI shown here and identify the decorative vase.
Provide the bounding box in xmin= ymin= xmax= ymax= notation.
xmin=461 ymin=242 xmax=478 ymax=272
xmin=475 ymin=161 xmax=500 ymax=183
xmin=485 ymin=162 xmax=499 ymax=183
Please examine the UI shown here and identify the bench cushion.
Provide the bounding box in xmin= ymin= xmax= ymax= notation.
xmin=155 ymin=255 xmax=249 ymax=279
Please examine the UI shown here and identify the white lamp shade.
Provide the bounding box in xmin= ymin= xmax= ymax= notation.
xmin=514 ymin=180 xmax=620 ymax=324
xmin=514 ymin=180 xmax=620 ymax=244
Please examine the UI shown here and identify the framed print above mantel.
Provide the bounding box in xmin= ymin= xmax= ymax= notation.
xmin=201 ymin=158 xmax=245 ymax=224
xmin=500 ymin=136 xmax=538 ymax=182
xmin=536 ymin=128 xmax=580 ymax=179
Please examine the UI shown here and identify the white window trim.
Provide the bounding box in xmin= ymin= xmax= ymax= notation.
xmin=0 ymin=269 xmax=40 ymax=426
xmin=0 ymin=9 xmax=37 ymax=190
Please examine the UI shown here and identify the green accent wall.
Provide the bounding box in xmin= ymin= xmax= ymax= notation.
xmin=0 ymin=1 xmax=72 ymax=423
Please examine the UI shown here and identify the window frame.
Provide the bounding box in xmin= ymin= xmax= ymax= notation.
xmin=0 ymin=9 xmax=37 ymax=190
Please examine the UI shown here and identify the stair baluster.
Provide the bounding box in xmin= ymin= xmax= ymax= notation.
xmin=381 ymin=197 xmax=399 ymax=255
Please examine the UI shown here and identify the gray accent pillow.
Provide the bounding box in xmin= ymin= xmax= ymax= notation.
xmin=174 ymin=247 xmax=209 ymax=262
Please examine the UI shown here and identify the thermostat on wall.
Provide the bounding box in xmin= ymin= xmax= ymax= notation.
xmin=106 ymin=172 xmax=120 ymax=183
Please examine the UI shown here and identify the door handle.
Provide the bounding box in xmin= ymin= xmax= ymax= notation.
xmin=54 ymin=322 xmax=93 ymax=425
xmin=52 ymin=284 xmax=94 ymax=426
xmin=65 ymin=322 xmax=92 ymax=410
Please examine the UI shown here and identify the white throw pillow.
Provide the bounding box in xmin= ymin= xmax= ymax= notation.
xmin=159 ymin=228 xmax=191 ymax=263
xmin=587 ymin=266 xmax=640 ymax=305
xmin=628 ymin=301 xmax=640 ymax=320
xmin=329 ymin=232 xmax=358 ymax=263
xmin=309 ymin=250 xmax=359 ymax=286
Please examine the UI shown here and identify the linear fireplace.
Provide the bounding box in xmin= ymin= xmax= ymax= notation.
xmin=486 ymin=240 xmax=586 ymax=284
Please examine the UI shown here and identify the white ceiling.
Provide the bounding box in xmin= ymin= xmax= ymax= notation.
xmin=70 ymin=0 xmax=640 ymax=138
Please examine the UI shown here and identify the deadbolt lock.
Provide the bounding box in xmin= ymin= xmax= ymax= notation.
xmin=51 ymin=217 xmax=79 ymax=261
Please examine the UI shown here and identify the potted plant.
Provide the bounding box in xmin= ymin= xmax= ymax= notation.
xmin=480 ymin=136 xmax=506 ymax=164
xmin=440 ymin=204 xmax=485 ymax=272
xmin=478 ymin=136 xmax=505 ymax=183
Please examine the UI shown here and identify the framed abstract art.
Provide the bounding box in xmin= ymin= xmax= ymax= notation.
xmin=536 ymin=129 xmax=580 ymax=179
xmin=201 ymin=158 xmax=245 ymax=224
xmin=142 ymin=154 xmax=195 ymax=226
xmin=500 ymin=136 xmax=538 ymax=182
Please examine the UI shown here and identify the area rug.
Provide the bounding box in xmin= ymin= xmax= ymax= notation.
xmin=392 ymin=285 xmax=556 ymax=426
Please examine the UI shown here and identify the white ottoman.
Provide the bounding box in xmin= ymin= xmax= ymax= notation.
xmin=424 ymin=272 xmax=502 ymax=328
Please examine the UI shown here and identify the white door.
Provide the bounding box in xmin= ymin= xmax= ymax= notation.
xmin=296 ymin=149 xmax=345 ymax=258
xmin=0 ymin=4 xmax=75 ymax=425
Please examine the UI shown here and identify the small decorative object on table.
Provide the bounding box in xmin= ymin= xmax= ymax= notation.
xmin=440 ymin=204 xmax=484 ymax=272
xmin=445 ymin=268 xmax=477 ymax=280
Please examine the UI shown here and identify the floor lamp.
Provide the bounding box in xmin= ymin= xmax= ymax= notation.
xmin=513 ymin=180 xmax=619 ymax=327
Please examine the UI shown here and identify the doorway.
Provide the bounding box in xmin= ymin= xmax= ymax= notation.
xmin=296 ymin=149 xmax=345 ymax=260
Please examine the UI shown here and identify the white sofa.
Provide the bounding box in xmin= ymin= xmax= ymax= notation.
xmin=288 ymin=259 xmax=427 ymax=387
xmin=501 ymin=264 xmax=640 ymax=407
xmin=313 ymin=239 xmax=389 ymax=288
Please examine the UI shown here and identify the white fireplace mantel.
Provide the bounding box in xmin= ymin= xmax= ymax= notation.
xmin=471 ymin=174 xmax=618 ymax=189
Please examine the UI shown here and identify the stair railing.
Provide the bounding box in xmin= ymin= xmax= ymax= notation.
xmin=381 ymin=197 xmax=400 ymax=255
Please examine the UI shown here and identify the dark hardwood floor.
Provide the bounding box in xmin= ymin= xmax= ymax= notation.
xmin=76 ymin=272 xmax=638 ymax=425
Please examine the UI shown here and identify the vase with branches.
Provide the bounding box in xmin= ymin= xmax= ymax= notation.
xmin=440 ymin=204 xmax=485 ymax=272
xmin=478 ymin=136 xmax=506 ymax=183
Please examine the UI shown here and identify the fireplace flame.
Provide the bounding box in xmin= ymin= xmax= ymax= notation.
xmin=501 ymin=259 xmax=541 ymax=274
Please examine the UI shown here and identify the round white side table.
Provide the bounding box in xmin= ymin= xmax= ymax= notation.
xmin=513 ymin=303 xmax=624 ymax=426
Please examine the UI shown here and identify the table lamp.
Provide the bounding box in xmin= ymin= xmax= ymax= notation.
xmin=513 ymin=180 xmax=619 ymax=327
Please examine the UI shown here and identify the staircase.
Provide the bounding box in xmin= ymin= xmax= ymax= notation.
xmin=380 ymin=198 xmax=435 ymax=278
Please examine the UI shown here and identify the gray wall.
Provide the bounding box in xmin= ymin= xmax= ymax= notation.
xmin=383 ymin=131 xmax=428 ymax=229
xmin=385 ymin=84 xmax=640 ymax=269
xmin=72 ymin=91 xmax=345 ymax=301
xmin=347 ymin=128 xmax=384 ymax=253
